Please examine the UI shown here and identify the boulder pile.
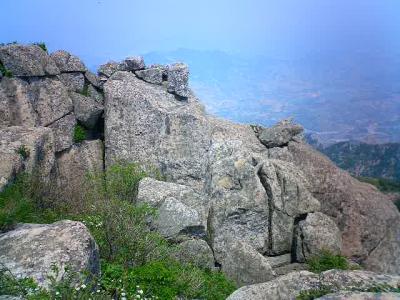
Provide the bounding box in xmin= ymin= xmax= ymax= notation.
xmin=1 ymin=43 xmax=399 ymax=297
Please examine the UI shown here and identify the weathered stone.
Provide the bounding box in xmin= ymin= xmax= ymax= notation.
xmin=98 ymin=61 xmax=120 ymax=78
xmin=0 ymin=126 xmax=55 ymax=192
xmin=85 ymin=70 xmax=101 ymax=88
xmin=56 ymin=140 xmax=103 ymax=199
xmin=174 ymin=239 xmax=215 ymax=269
xmin=0 ymin=77 xmax=37 ymax=128
xmin=256 ymin=119 xmax=304 ymax=148
xmin=0 ymin=44 xmax=59 ymax=76
xmin=137 ymin=177 xmax=208 ymax=223
xmin=266 ymin=254 xmax=292 ymax=268
xmin=27 ymin=77 xmax=73 ymax=126
xmin=167 ymin=63 xmax=190 ymax=97
xmin=295 ymin=212 xmax=342 ymax=262
xmin=87 ymin=84 xmax=104 ymax=103
xmin=318 ymin=292 xmax=400 ymax=300
xmin=273 ymin=263 xmax=308 ymax=276
xmin=71 ymin=92 xmax=103 ymax=129
xmin=227 ymin=271 xmax=320 ymax=300
xmin=122 ymin=56 xmax=145 ymax=71
xmin=278 ymin=141 xmax=400 ymax=273
xmin=0 ymin=220 xmax=99 ymax=288
xmin=50 ymin=50 xmax=86 ymax=72
xmin=48 ymin=113 xmax=76 ymax=152
xmin=0 ymin=296 xmax=23 ymax=300
xmin=227 ymin=270 xmax=400 ymax=300
xmin=135 ymin=67 xmax=164 ymax=84
xmin=156 ymin=197 xmax=203 ymax=239
xmin=104 ymin=72 xmax=210 ymax=191
xmin=57 ymin=72 xmax=85 ymax=93
xmin=220 ymin=239 xmax=275 ymax=286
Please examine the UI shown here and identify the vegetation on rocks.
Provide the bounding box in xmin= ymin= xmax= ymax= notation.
xmin=34 ymin=42 xmax=48 ymax=52
xmin=73 ymin=124 xmax=87 ymax=143
xmin=0 ymin=60 xmax=13 ymax=77
xmin=0 ymin=162 xmax=236 ymax=299
xmin=306 ymin=250 xmax=350 ymax=274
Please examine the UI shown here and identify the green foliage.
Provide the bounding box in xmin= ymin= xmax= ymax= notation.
xmin=79 ymin=83 xmax=90 ymax=97
xmin=0 ymin=162 xmax=236 ymax=300
xmin=33 ymin=42 xmax=48 ymax=52
xmin=16 ymin=145 xmax=30 ymax=160
xmin=357 ymin=177 xmax=400 ymax=193
xmin=73 ymin=124 xmax=87 ymax=143
xmin=307 ymin=250 xmax=349 ymax=274
xmin=0 ymin=61 xmax=13 ymax=78
xmin=0 ymin=174 xmax=60 ymax=232
xmin=296 ymin=287 xmax=333 ymax=300
xmin=81 ymin=162 xmax=168 ymax=266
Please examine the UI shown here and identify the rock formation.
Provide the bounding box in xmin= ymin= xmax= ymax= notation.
xmin=1 ymin=43 xmax=400 ymax=296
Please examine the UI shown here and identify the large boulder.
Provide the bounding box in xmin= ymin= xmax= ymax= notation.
xmin=50 ymin=50 xmax=86 ymax=72
xmin=71 ymin=92 xmax=103 ymax=129
xmin=57 ymin=72 xmax=85 ymax=93
xmin=0 ymin=126 xmax=55 ymax=192
xmin=255 ymin=119 xmax=304 ymax=148
xmin=0 ymin=44 xmax=59 ymax=77
xmin=55 ymin=140 xmax=104 ymax=200
xmin=295 ymin=212 xmax=342 ymax=262
xmin=136 ymin=67 xmax=164 ymax=84
xmin=227 ymin=270 xmax=400 ymax=300
xmin=104 ymin=71 xmax=210 ymax=191
xmin=317 ymin=292 xmax=400 ymax=300
xmin=122 ymin=56 xmax=145 ymax=71
xmin=0 ymin=220 xmax=100 ymax=288
xmin=98 ymin=61 xmax=120 ymax=78
xmin=271 ymin=141 xmax=400 ymax=273
xmin=167 ymin=63 xmax=190 ymax=97
xmin=0 ymin=77 xmax=37 ymax=128
xmin=137 ymin=177 xmax=208 ymax=239
xmin=26 ymin=77 xmax=73 ymax=126
xmin=48 ymin=113 xmax=77 ymax=152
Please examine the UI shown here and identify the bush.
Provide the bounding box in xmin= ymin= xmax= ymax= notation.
xmin=73 ymin=124 xmax=87 ymax=143
xmin=0 ymin=174 xmax=60 ymax=232
xmin=307 ymin=250 xmax=349 ymax=273
xmin=0 ymin=61 xmax=12 ymax=78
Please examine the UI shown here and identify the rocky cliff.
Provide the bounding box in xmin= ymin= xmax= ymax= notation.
xmin=1 ymin=44 xmax=400 ymax=297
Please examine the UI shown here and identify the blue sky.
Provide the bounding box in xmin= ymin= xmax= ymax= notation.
xmin=1 ymin=0 xmax=400 ymax=61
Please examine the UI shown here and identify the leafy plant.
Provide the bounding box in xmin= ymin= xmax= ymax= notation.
xmin=307 ymin=250 xmax=349 ymax=273
xmin=73 ymin=124 xmax=87 ymax=143
xmin=16 ymin=145 xmax=30 ymax=160
xmin=79 ymin=83 xmax=90 ymax=97
xmin=33 ymin=42 xmax=47 ymax=52
xmin=0 ymin=61 xmax=12 ymax=78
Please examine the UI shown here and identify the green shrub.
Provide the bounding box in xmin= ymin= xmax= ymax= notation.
xmin=73 ymin=124 xmax=87 ymax=143
xmin=307 ymin=250 xmax=349 ymax=273
xmin=33 ymin=42 xmax=47 ymax=52
xmin=0 ymin=174 xmax=60 ymax=232
xmin=79 ymin=83 xmax=90 ymax=97
xmin=0 ymin=61 xmax=12 ymax=78
xmin=296 ymin=287 xmax=333 ymax=300
xmin=16 ymin=145 xmax=30 ymax=160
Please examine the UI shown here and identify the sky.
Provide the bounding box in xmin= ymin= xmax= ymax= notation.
xmin=1 ymin=0 xmax=400 ymax=62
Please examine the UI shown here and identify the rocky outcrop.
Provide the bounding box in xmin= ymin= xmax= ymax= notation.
xmin=227 ymin=270 xmax=400 ymax=300
xmin=295 ymin=212 xmax=342 ymax=262
xmin=71 ymin=92 xmax=103 ymax=129
xmin=50 ymin=50 xmax=86 ymax=72
xmin=318 ymin=292 xmax=400 ymax=300
xmin=167 ymin=63 xmax=190 ymax=97
xmin=270 ymin=141 xmax=400 ymax=273
xmin=0 ymin=220 xmax=100 ymax=288
xmin=0 ymin=126 xmax=55 ymax=192
xmin=255 ymin=119 xmax=303 ymax=148
xmin=0 ymin=44 xmax=59 ymax=76
xmin=48 ymin=113 xmax=76 ymax=152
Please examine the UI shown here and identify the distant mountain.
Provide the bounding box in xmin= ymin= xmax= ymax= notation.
xmin=143 ymin=49 xmax=400 ymax=145
xmin=311 ymin=140 xmax=400 ymax=181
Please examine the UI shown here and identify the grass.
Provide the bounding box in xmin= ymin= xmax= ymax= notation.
xmin=0 ymin=162 xmax=236 ymax=299
xmin=73 ymin=124 xmax=87 ymax=143
xmin=307 ymin=250 xmax=349 ymax=274
xmin=16 ymin=145 xmax=30 ymax=160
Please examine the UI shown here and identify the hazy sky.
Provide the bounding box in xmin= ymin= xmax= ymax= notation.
xmin=1 ymin=0 xmax=400 ymax=62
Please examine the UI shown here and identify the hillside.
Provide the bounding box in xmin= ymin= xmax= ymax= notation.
xmin=310 ymin=140 xmax=400 ymax=181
